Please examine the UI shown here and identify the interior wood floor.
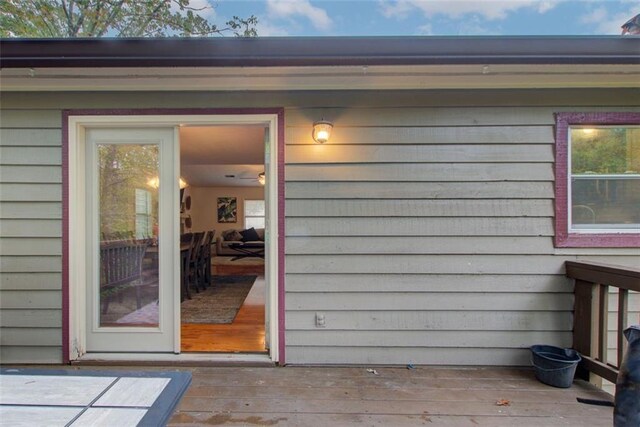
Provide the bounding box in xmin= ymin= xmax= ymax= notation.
xmin=181 ymin=264 xmax=266 ymax=353
xmin=168 ymin=366 xmax=614 ymax=426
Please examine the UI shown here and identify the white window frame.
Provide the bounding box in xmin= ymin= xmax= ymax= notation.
xmin=244 ymin=199 xmax=266 ymax=230
xmin=567 ymin=125 xmax=640 ymax=234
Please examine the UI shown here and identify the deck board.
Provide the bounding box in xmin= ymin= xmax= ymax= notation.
xmin=168 ymin=366 xmax=613 ymax=426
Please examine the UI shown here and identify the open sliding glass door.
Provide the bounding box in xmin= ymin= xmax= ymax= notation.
xmin=84 ymin=128 xmax=179 ymax=353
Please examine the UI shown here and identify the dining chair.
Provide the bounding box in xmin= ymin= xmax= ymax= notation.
xmin=197 ymin=230 xmax=215 ymax=288
xmin=188 ymin=232 xmax=205 ymax=293
xmin=179 ymin=233 xmax=194 ymax=301
xmin=206 ymin=230 xmax=215 ymax=286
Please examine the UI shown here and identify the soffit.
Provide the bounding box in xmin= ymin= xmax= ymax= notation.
xmin=1 ymin=64 xmax=639 ymax=91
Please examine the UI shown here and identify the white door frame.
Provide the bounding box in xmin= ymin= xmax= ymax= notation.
xmin=67 ymin=114 xmax=280 ymax=362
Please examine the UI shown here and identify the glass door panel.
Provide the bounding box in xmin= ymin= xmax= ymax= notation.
xmin=85 ymin=128 xmax=177 ymax=353
xmin=97 ymin=144 xmax=159 ymax=327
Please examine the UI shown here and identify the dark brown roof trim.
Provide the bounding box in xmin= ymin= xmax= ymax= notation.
xmin=1 ymin=36 xmax=638 ymax=68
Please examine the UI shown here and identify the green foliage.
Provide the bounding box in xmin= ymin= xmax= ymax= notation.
xmin=99 ymin=144 xmax=159 ymax=240
xmin=571 ymin=128 xmax=629 ymax=174
xmin=0 ymin=0 xmax=258 ymax=37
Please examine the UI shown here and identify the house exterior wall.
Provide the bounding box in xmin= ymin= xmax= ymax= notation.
xmin=0 ymin=89 xmax=638 ymax=364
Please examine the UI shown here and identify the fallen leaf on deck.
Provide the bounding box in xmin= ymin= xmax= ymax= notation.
xmin=496 ymin=399 xmax=511 ymax=406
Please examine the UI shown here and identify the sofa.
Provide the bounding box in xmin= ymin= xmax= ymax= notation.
xmin=216 ymin=227 xmax=265 ymax=256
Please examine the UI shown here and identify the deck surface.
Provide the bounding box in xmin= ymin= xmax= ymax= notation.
xmin=168 ymin=366 xmax=614 ymax=426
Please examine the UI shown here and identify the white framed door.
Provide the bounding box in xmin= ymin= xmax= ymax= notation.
xmin=84 ymin=128 xmax=179 ymax=352
xmin=68 ymin=113 xmax=279 ymax=362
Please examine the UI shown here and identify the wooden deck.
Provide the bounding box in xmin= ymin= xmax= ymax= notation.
xmin=168 ymin=366 xmax=614 ymax=426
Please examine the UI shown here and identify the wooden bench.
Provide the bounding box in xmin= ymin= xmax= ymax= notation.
xmin=100 ymin=240 xmax=149 ymax=314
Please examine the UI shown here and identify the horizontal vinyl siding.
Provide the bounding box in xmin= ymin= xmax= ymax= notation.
xmin=0 ymin=90 xmax=638 ymax=365
xmin=285 ymin=181 xmax=555 ymax=199
xmin=606 ymin=289 xmax=640 ymax=369
xmin=602 ymin=289 xmax=640 ymax=395
xmin=286 ymin=292 xmax=574 ymax=311
xmin=286 ymin=199 xmax=554 ymax=217
xmin=285 ymin=218 xmax=554 ymax=236
xmin=286 ymin=163 xmax=553 ymax=182
xmin=0 ymin=309 xmax=62 ymax=327
xmin=0 ymin=272 xmax=62 ymax=290
xmin=0 ymin=347 xmax=62 ymax=364
xmin=285 ymin=255 xmax=637 ymax=274
xmin=285 ymin=274 xmax=574 ymax=293
xmin=282 ymin=98 xmax=640 ymax=365
xmin=286 ymin=125 xmax=554 ymax=145
xmin=0 ymin=112 xmax=63 ymax=363
xmin=286 ymin=310 xmax=573 ymax=331
xmin=0 ymin=202 xmax=62 ymax=219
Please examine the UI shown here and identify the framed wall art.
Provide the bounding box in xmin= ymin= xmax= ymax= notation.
xmin=217 ymin=197 xmax=237 ymax=223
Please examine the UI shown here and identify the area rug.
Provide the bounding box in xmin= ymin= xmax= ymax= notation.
xmin=181 ymin=275 xmax=256 ymax=324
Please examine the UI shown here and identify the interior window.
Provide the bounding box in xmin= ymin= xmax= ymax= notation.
xmin=245 ymin=199 xmax=265 ymax=229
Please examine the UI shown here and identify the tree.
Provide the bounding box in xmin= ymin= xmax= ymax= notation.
xmin=98 ymin=144 xmax=160 ymax=240
xmin=0 ymin=0 xmax=258 ymax=38
xmin=572 ymin=128 xmax=629 ymax=174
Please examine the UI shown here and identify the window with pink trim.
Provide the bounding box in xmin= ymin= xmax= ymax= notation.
xmin=555 ymin=112 xmax=640 ymax=247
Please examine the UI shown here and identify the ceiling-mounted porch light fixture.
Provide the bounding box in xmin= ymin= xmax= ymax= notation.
xmin=258 ymin=172 xmax=266 ymax=186
xmin=312 ymin=120 xmax=333 ymax=144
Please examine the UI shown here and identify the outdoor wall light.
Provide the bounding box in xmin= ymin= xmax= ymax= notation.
xmin=258 ymin=172 xmax=266 ymax=186
xmin=312 ymin=120 xmax=333 ymax=144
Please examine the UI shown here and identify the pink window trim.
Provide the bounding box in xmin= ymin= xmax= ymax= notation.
xmin=554 ymin=112 xmax=640 ymax=248
xmin=61 ymin=108 xmax=286 ymax=364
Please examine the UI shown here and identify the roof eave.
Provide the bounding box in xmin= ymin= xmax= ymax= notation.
xmin=1 ymin=36 xmax=639 ymax=68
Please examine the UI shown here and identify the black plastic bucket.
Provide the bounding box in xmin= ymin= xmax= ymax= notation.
xmin=530 ymin=345 xmax=582 ymax=388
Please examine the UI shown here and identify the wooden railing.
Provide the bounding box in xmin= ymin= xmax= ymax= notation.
xmin=567 ymin=261 xmax=640 ymax=384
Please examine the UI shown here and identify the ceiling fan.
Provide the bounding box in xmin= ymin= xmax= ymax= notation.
xmin=229 ymin=172 xmax=265 ymax=185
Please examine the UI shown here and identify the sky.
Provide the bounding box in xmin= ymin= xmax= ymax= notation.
xmin=201 ymin=0 xmax=639 ymax=36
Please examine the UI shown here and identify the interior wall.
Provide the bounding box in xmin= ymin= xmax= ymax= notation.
xmin=189 ymin=185 xmax=265 ymax=235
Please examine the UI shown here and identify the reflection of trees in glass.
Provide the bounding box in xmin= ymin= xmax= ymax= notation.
xmin=99 ymin=144 xmax=159 ymax=241
xmin=571 ymin=128 xmax=628 ymax=174
xmin=570 ymin=127 xmax=640 ymax=227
